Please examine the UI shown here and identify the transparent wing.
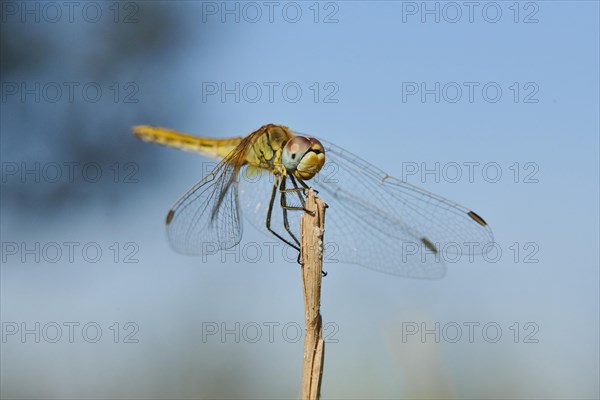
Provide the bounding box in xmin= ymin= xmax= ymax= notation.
xmin=304 ymin=137 xmax=495 ymax=279
xmin=165 ymin=157 xmax=243 ymax=255
xmin=167 ymin=129 xmax=494 ymax=278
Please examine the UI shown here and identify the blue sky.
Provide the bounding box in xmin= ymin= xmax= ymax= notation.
xmin=1 ymin=1 xmax=598 ymax=399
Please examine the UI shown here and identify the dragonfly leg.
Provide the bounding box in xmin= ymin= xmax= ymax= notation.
xmin=289 ymin=175 xmax=319 ymax=214
xmin=279 ymin=176 xmax=301 ymax=248
xmin=279 ymin=177 xmax=305 ymax=211
xmin=293 ymin=175 xmax=318 ymax=195
xmin=288 ymin=175 xmax=307 ymax=208
xmin=286 ymin=175 xmax=327 ymax=277
xmin=266 ymin=176 xmax=300 ymax=252
xmin=292 ymin=176 xmax=328 ymax=209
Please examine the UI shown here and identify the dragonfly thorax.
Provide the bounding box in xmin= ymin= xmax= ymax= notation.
xmin=282 ymin=136 xmax=326 ymax=180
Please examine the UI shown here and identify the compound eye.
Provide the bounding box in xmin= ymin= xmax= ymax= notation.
xmin=284 ymin=136 xmax=311 ymax=160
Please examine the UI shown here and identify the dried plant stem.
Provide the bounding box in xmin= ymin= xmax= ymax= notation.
xmin=300 ymin=189 xmax=326 ymax=400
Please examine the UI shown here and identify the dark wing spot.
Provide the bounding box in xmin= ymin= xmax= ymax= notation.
xmin=468 ymin=211 xmax=487 ymax=226
xmin=421 ymin=237 xmax=438 ymax=253
xmin=166 ymin=209 xmax=175 ymax=225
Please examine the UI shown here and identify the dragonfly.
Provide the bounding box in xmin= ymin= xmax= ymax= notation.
xmin=132 ymin=124 xmax=494 ymax=279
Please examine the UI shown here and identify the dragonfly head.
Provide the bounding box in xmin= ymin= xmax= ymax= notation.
xmin=282 ymin=136 xmax=325 ymax=180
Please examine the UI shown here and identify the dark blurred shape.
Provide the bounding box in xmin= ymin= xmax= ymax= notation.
xmin=0 ymin=2 xmax=201 ymax=218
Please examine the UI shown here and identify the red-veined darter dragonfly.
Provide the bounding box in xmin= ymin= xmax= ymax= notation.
xmin=132 ymin=124 xmax=494 ymax=278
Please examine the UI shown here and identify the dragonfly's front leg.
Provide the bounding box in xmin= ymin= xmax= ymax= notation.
xmin=279 ymin=176 xmax=302 ymax=249
xmin=290 ymin=174 xmax=318 ymax=196
xmin=286 ymin=174 xmax=307 ymax=208
xmin=266 ymin=175 xmax=300 ymax=252
xmin=285 ymin=175 xmax=328 ymax=276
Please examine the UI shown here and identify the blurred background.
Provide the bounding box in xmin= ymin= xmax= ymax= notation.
xmin=1 ymin=1 xmax=598 ymax=399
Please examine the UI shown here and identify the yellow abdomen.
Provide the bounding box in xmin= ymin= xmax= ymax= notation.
xmin=132 ymin=125 xmax=242 ymax=160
